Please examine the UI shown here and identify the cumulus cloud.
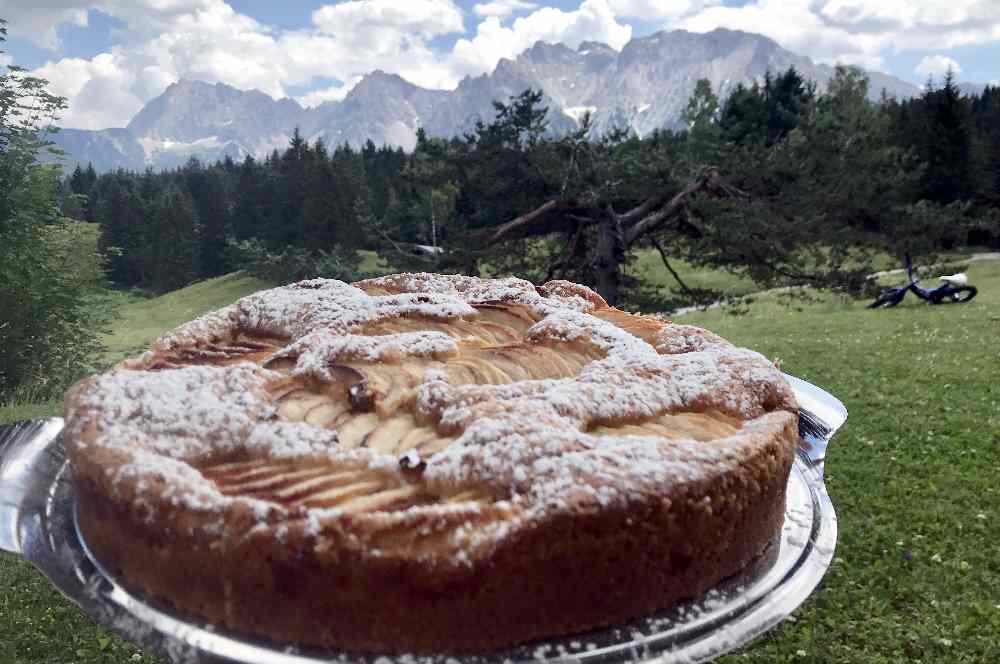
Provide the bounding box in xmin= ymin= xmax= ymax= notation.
xmin=914 ymin=55 xmax=962 ymax=79
xmin=3 ymin=1 xmax=216 ymax=49
xmin=31 ymin=51 xmax=146 ymax=129
xmin=679 ymin=0 xmax=889 ymax=70
xmin=474 ymin=1 xmax=540 ymax=18
xmin=451 ymin=0 xmax=631 ymax=78
xmin=607 ymin=0 xmax=718 ymax=21
xmin=312 ymin=0 xmax=464 ymax=40
xmin=678 ymin=0 xmax=1000 ymax=72
xmin=2 ymin=3 xmax=91 ymax=50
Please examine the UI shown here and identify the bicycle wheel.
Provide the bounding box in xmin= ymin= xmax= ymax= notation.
xmin=938 ymin=286 xmax=977 ymax=304
xmin=868 ymin=289 xmax=904 ymax=308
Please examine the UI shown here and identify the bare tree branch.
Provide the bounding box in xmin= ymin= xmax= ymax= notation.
xmin=371 ymin=224 xmax=438 ymax=264
xmin=649 ymin=236 xmax=695 ymax=297
xmin=482 ymin=199 xmax=600 ymax=244
xmin=624 ymin=168 xmax=747 ymax=245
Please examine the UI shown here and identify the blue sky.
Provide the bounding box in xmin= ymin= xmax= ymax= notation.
xmin=2 ymin=1 xmax=998 ymax=130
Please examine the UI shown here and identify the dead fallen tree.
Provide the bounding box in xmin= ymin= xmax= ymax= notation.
xmin=473 ymin=167 xmax=749 ymax=305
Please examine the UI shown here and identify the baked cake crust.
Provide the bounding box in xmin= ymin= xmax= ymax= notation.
xmin=64 ymin=274 xmax=798 ymax=654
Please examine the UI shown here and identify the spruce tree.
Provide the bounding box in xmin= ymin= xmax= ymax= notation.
xmin=185 ymin=159 xmax=230 ymax=278
xmin=232 ymin=155 xmax=268 ymax=241
xmin=145 ymin=184 xmax=201 ymax=293
xmin=920 ymin=69 xmax=974 ymax=203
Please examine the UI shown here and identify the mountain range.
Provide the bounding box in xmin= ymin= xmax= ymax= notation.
xmin=49 ymin=28 xmax=929 ymax=173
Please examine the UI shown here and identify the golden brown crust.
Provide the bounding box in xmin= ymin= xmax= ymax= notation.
xmin=77 ymin=415 xmax=794 ymax=653
xmin=65 ymin=274 xmax=798 ymax=653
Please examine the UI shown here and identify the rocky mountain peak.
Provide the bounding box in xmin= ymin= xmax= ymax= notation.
xmin=577 ymin=40 xmax=613 ymax=54
xmin=345 ymin=70 xmax=420 ymax=102
xmin=53 ymin=30 xmax=924 ymax=172
xmin=524 ymin=40 xmax=578 ymax=63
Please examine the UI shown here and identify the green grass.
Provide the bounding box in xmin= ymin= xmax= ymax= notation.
xmin=359 ymin=249 xmax=393 ymax=276
xmin=98 ymin=272 xmax=276 ymax=367
xmin=693 ymin=260 xmax=1000 ymax=663
xmin=2 ymin=258 xmax=999 ymax=662
xmin=630 ymin=248 xmax=758 ymax=296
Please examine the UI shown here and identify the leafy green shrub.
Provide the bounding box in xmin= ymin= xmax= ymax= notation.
xmin=1 ymin=32 xmax=112 ymax=402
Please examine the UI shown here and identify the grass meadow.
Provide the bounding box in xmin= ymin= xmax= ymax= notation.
xmin=1 ymin=258 xmax=998 ymax=663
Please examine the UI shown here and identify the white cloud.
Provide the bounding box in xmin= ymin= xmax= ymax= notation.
xmin=312 ymin=0 xmax=464 ymax=39
xmin=295 ymin=76 xmax=363 ymax=108
xmin=679 ymin=0 xmax=888 ymax=70
xmin=2 ymin=3 xmax=91 ymax=50
xmin=31 ymin=50 xmax=146 ymax=129
xmin=914 ymin=55 xmax=962 ymax=79
xmin=451 ymin=0 xmax=631 ymax=78
xmin=2 ymin=1 xmax=215 ymax=49
xmin=678 ymin=0 xmax=1000 ymax=73
xmin=474 ymin=1 xmax=540 ymax=18
xmin=607 ymin=0 xmax=718 ymax=21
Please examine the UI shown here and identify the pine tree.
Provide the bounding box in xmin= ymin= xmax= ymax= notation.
xmin=232 ymin=155 xmax=268 ymax=241
xmin=719 ymin=82 xmax=767 ymax=145
xmin=919 ymin=69 xmax=974 ymax=203
xmin=69 ymin=164 xmax=89 ymax=194
xmin=764 ymin=67 xmax=815 ymax=145
xmin=185 ymin=159 xmax=230 ymax=277
xmin=681 ymin=79 xmax=722 ymax=170
xmin=971 ymin=85 xmax=1000 ymax=205
xmin=301 ymin=138 xmax=341 ymax=248
xmin=95 ymin=175 xmax=147 ymax=287
xmin=145 ymin=184 xmax=201 ymax=293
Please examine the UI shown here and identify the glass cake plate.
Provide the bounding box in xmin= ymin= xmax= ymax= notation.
xmin=0 ymin=375 xmax=846 ymax=664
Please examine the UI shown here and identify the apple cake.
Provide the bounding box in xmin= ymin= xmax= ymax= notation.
xmin=64 ymin=274 xmax=799 ymax=654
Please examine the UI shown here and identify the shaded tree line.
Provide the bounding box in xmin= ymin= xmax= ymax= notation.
xmin=67 ymin=132 xmax=408 ymax=292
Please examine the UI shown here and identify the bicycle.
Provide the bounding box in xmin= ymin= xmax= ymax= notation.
xmin=868 ymin=254 xmax=977 ymax=308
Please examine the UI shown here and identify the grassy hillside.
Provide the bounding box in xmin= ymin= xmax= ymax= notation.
xmin=98 ymin=272 xmax=275 ymax=367
xmin=2 ymin=258 xmax=998 ymax=663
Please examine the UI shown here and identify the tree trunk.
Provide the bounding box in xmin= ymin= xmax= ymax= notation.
xmin=593 ymin=204 xmax=625 ymax=305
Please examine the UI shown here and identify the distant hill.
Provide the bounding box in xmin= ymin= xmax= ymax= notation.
xmin=49 ymin=28 xmax=925 ymax=173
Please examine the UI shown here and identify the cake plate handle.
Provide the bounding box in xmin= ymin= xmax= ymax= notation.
xmin=0 ymin=418 xmax=65 ymax=555
xmin=784 ymin=373 xmax=848 ymax=473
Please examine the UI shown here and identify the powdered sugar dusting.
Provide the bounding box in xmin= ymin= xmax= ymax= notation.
xmin=66 ymin=363 xmax=279 ymax=460
xmin=66 ymin=273 xmax=797 ymax=566
xmin=150 ymin=304 xmax=238 ymax=354
xmin=271 ymin=330 xmax=458 ymax=380
xmin=232 ymin=279 xmax=476 ymax=339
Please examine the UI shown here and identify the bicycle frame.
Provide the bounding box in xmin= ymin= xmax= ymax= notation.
xmin=870 ymin=254 xmax=977 ymax=307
